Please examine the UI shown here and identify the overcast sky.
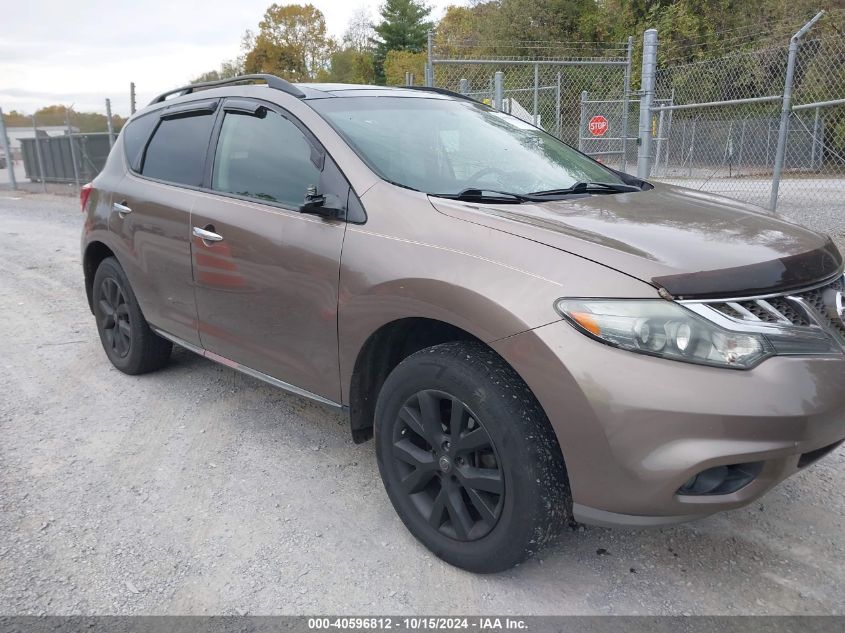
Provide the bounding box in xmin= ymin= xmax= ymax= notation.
xmin=1 ymin=0 xmax=457 ymax=117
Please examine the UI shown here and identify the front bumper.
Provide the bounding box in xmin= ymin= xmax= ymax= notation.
xmin=491 ymin=319 xmax=845 ymax=527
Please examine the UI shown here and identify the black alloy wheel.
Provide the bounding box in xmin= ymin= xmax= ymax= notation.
xmin=391 ymin=389 xmax=504 ymax=541
xmin=91 ymin=257 xmax=172 ymax=375
xmin=98 ymin=277 xmax=132 ymax=358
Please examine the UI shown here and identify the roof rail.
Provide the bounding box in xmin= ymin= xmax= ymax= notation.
xmin=149 ymin=74 xmax=305 ymax=106
xmin=401 ymin=86 xmax=484 ymax=104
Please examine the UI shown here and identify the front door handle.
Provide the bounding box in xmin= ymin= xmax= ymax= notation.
xmin=113 ymin=201 xmax=132 ymax=216
xmin=193 ymin=226 xmax=223 ymax=243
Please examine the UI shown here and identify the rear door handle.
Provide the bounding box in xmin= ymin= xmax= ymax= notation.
xmin=113 ymin=201 xmax=132 ymax=216
xmin=193 ymin=226 xmax=223 ymax=243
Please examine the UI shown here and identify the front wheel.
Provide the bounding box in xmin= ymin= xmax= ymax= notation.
xmin=375 ymin=341 xmax=571 ymax=572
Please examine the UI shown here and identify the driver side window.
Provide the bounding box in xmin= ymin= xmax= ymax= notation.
xmin=212 ymin=107 xmax=322 ymax=208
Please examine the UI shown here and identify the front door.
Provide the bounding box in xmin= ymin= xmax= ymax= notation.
xmin=190 ymin=99 xmax=348 ymax=404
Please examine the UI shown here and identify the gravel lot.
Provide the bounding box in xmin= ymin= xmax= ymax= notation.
xmin=1 ymin=191 xmax=844 ymax=616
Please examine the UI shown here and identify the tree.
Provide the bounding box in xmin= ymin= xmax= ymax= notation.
xmin=383 ymin=50 xmax=427 ymax=85
xmin=242 ymin=3 xmax=335 ymax=81
xmin=326 ymin=49 xmax=376 ymax=84
xmin=343 ymin=6 xmax=375 ymax=51
xmin=191 ymin=57 xmax=245 ymax=84
xmin=371 ymin=0 xmax=433 ymax=83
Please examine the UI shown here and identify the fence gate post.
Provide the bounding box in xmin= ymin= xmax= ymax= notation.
xmin=578 ymin=91 xmax=588 ymax=153
xmin=0 ymin=108 xmax=17 ymax=190
xmin=105 ymin=98 xmax=115 ymax=148
xmin=811 ymin=106 xmax=821 ymax=170
xmin=426 ymin=31 xmax=434 ymax=87
xmin=532 ymin=64 xmax=539 ymax=126
xmin=621 ymin=35 xmax=633 ymax=172
xmin=770 ymin=11 xmax=824 ymax=211
xmin=31 ymin=115 xmax=48 ymax=193
xmin=493 ymin=72 xmax=504 ymax=111
xmin=637 ymin=28 xmax=658 ymax=179
xmin=65 ymin=108 xmax=80 ymax=189
xmin=555 ymin=72 xmax=562 ymax=138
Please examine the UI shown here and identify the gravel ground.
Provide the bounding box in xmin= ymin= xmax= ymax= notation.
xmin=1 ymin=192 xmax=844 ymax=616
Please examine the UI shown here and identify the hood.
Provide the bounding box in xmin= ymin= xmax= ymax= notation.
xmin=429 ymin=183 xmax=842 ymax=299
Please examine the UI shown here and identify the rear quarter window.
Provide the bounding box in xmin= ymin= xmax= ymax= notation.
xmin=141 ymin=113 xmax=216 ymax=186
xmin=122 ymin=113 xmax=158 ymax=172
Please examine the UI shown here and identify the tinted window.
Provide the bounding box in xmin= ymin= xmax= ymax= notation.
xmin=122 ymin=113 xmax=158 ymax=171
xmin=212 ymin=109 xmax=321 ymax=207
xmin=142 ymin=113 xmax=215 ymax=186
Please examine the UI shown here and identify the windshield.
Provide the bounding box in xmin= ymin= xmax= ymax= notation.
xmin=310 ymin=95 xmax=627 ymax=197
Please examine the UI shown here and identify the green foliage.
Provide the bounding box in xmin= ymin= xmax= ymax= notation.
xmin=372 ymin=0 xmax=433 ymax=83
xmin=383 ymin=50 xmax=427 ymax=85
xmin=325 ymin=49 xmax=376 ymax=84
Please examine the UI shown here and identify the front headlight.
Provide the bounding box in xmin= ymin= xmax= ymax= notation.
xmin=555 ymin=299 xmax=838 ymax=369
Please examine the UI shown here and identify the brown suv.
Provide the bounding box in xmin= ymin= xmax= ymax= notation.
xmin=81 ymin=74 xmax=845 ymax=572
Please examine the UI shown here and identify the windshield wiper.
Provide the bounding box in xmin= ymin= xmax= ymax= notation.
xmin=432 ymin=188 xmax=534 ymax=204
xmin=529 ymin=181 xmax=642 ymax=197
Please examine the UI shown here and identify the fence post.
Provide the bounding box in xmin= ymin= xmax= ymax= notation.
xmin=105 ymin=98 xmax=115 ymax=148
xmin=31 ymin=115 xmax=48 ymax=193
xmin=493 ymin=72 xmax=504 ymax=111
xmin=621 ymin=35 xmax=633 ymax=172
xmin=130 ymin=82 xmax=137 ymax=115
xmin=532 ymin=63 xmax=539 ymax=126
xmin=578 ymin=90 xmax=588 ymax=152
xmin=65 ymin=108 xmax=80 ymax=189
xmin=637 ymin=28 xmax=658 ymax=179
xmin=0 ymin=107 xmax=17 ymax=190
xmin=811 ymin=106 xmax=821 ymax=170
xmin=426 ymin=31 xmax=434 ymax=87
xmin=653 ymin=106 xmax=666 ymax=177
xmin=555 ymin=72 xmax=562 ymax=138
xmin=458 ymin=78 xmax=469 ymax=95
xmin=770 ymin=11 xmax=824 ymax=211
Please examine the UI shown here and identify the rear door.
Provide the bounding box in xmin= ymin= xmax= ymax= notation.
xmin=190 ymin=98 xmax=348 ymax=404
xmin=110 ymin=100 xmax=218 ymax=346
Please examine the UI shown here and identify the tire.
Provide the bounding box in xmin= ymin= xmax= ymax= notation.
xmin=92 ymin=257 xmax=172 ymax=375
xmin=375 ymin=341 xmax=571 ymax=573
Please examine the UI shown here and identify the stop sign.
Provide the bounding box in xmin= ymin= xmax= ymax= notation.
xmin=588 ymin=115 xmax=609 ymax=137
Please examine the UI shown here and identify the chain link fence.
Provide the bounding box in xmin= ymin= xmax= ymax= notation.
xmin=0 ymin=100 xmax=118 ymax=194
xmin=429 ymin=39 xmax=636 ymax=172
xmin=427 ymin=11 xmax=845 ymax=217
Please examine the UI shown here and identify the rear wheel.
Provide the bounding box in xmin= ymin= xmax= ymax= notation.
xmin=375 ymin=341 xmax=571 ymax=572
xmin=92 ymin=257 xmax=171 ymax=375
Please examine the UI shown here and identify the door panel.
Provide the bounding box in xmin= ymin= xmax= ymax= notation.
xmin=110 ymin=174 xmax=200 ymax=346
xmin=190 ymin=101 xmax=348 ymax=403
xmin=190 ymin=194 xmax=346 ymax=402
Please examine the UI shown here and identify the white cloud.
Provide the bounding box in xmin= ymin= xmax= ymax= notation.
xmin=1 ymin=0 xmax=457 ymax=116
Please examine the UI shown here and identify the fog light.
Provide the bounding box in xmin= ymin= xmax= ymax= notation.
xmin=677 ymin=462 xmax=763 ymax=496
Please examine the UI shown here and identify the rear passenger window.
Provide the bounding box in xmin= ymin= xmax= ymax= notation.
xmin=141 ymin=113 xmax=216 ymax=186
xmin=122 ymin=113 xmax=158 ymax=172
xmin=211 ymin=109 xmax=321 ymax=207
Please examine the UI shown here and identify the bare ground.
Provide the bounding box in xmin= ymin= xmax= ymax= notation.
xmin=0 ymin=192 xmax=843 ymax=615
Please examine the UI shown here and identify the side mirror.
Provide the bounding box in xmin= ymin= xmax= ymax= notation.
xmin=298 ymin=190 xmax=343 ymax=219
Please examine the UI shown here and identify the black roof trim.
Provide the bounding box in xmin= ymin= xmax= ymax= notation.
xmin=149 ymin=74 xmax=305 ymax=105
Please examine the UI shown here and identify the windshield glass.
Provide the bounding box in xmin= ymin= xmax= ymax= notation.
xmin=310 ymin=95 xmax=626 ymax=196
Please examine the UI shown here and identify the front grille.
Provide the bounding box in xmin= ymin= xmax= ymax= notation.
xmin=705 ymin=274 xmax=845 ymax=344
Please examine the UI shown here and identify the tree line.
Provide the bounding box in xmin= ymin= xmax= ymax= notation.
xmin=4 ymin=1 xmax=839 ymax=133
